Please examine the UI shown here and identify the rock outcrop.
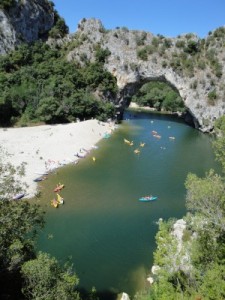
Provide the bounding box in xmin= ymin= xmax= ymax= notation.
xmin=1 ymin=4 xmax=225 ymax=131
xmin=0 ymin=0 xmax=54 ymax=54
xmin=67 ymin=18 xmax=225 ymax=132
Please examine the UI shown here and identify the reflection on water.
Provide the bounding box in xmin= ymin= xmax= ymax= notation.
xmin=37 ymin=111 xmax=219 ymax=299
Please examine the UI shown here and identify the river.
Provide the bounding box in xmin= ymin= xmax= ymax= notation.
xmin=37 ymin=110 xmax=219 ymax=299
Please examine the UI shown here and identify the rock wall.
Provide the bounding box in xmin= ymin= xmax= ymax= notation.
xmin=1 ymin=6 xmax=225 ymax=131
xmin=0 ymin=0 xmax=54 ymax=54
xmin=67 ymin=18 xmax=225 ymax=132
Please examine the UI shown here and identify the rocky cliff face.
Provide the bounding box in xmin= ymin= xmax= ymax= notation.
xmin=0 ymin=0 xmax=54 ymax=54
xmin=1 ymin=6 xmax=225 ymax=131
xmin=67 ymin=18 xmax=225 ymax=132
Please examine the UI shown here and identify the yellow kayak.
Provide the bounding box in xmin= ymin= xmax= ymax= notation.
xmin=51 ymin=199 xmax=58 ymax=208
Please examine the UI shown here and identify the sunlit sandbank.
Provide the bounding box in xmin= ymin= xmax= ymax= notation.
xmin=0 ymin=119 xmax=115 ymax=198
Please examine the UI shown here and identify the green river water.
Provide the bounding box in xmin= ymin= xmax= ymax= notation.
xmin=37 ymin=110 xmax=219 ymax=299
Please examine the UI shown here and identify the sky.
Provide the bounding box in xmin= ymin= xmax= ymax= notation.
xmin=52 ymin=0 xmax=225 ymax=38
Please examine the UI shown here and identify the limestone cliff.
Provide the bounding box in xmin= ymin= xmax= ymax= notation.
xmin=1 ymin=5 xmax=225 ymax=131
xmin=66 ymin=18 xmax=225 ymax=132
xmin=0 ymin=0 xmax=54 ymax=54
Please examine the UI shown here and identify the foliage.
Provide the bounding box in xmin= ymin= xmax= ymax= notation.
xmin=199 ymin=263 xmax=225 ymax=299
xmin=0 ymin=0 xmax=15 ymax=10
xmin=137 ymin=117 xmax=225 ymax=300
xmin=137 ymin=48 xmax=148 ymax=61
xmin=214 ymin=115 xmax=225 ymax=132
xmin=213 ymin=117 xmax=225 ymax=173
xmin=94 ymin=44 xmax=111 ymax=63
xmin=21 ymin=252 xmax=80 ymax=300
xmin=153 ymin=219 xmax=178 ymax=268
xmin=0 ymin=147 xmax=26 ymax=200
xmin=0 ymin=148 xmax=45 ymax=273
xmin=0 ymin=199 xmax=45 ymax=272
xmin=0 ymin=148 xmax=82 ymax=299
xmin=131 ymin=81 xmax=185 ymax=113
xmin=0 ymin=42 xmax=117 ymax=126
xmin=48 ymin=8 xmax=69 ymax=38
xmin=184 ymin=40 xmax=199 ymax=55
xmin=185 ymin=170 xmax=225 ymax=231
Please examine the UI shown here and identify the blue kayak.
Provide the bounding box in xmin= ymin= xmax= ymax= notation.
xmin=139 ymin=196 xmax=157 ymax=202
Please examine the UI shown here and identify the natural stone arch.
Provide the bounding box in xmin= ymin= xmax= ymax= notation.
xmin=68 ymin=18 xmax=225 ymax=132
xmin=115 ymin=76 xmax=198 ymax=128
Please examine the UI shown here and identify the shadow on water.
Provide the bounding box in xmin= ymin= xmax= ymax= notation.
xmin=78 ymin=288 xmax=117 ymax=300
xmin=125 ymin=109 xmax=194 ymax=127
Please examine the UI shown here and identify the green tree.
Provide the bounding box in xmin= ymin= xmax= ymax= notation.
xmin=0 ymin=199 xmax=45 ymax=272
xmin=132 ymin=81 xmax=185 ymax=113
xmin=0 ymin=147 xmax=45 ymax=273
xmin=0 ymin=0 xmax=15 ymax=9
xmin=185 ymin=170 xmax=225 ymax=232
xmin=21 ymin=252 xmax=80 ymax=300
xmin=199 ymin=264 xmax=225 ymax=299
xmin=213 ymin=118 xmax=225 ymax=173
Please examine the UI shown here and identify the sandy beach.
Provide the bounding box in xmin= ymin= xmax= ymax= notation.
xmin=0 ymin=119 xmax=115 ymax=198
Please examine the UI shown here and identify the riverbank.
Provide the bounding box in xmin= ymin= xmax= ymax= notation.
xmin=0 ymin=119 xmax=115 ymax=198
xmin=129 ymin=102 xmax=157 ymax=112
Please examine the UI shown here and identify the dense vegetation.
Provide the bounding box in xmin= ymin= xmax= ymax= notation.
xmin=1 ymin=4 xmax=225 ymax=298
xmin=135 ymin=27 xmax=225 ymax=80
xmin=0 ymin=147 xmax=83 ymax=299
xmin=0 ymin=0 xmax=15 ymax=10
xmin=0 ymin=147 xmax=102 ymax=300
xmin=2 ymin=118 xmax=225 ymax=299
xmin=131 ymin=81 xmax=185 ymax=113
xmin=0 ymin=41 xmax=117 ymax=126
xmin=135 ymin=116 xmax=225 ymax=299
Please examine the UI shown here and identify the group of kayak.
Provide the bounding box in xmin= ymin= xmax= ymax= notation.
xmin=124 ymin=138 xmax=145 ymax=155
xmin=51 ymin=183 xmax=65 ymax=208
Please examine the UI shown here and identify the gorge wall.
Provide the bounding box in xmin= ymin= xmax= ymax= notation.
xmin=66 ymin=19 xmax=225 ymax=132
xmin=0 ymin=1 xmax=225 ymax=132
xmin=0 ymin=0 xmax=54 ymax=54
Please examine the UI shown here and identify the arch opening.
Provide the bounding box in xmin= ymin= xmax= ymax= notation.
xmin=116 ymin=77 xmax=198 ymax=128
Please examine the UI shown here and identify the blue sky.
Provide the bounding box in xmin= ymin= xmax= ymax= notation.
xmin=52 ymin=0 xmax=225 ymax=38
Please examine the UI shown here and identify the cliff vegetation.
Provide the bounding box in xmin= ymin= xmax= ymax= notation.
xmin=135 ymin=116 xmax=225 ymax=299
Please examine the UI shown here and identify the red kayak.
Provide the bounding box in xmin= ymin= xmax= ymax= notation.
xmin=53 ymin=184 xmax=65 ymax=192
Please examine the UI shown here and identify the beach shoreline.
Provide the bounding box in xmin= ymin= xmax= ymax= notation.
xmin=0 ymin=119 xmax=115 ymax=198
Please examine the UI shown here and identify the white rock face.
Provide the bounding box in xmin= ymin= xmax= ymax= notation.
xmin=151 ymin=265 xmax=161 ymax=275
xmin=172 ymin=219 xmax=187 ymax=251
xmin=120 ymin=292 xmax=130 ymax=300
xmin=147 ymin=276 xmax=154 ymax=284
xmin=0 ymin=0 xmax=54 ymax=54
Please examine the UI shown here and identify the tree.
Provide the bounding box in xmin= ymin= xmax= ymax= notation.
xmin=0 ymin=147 xmax=45 ymax=298
xmin=0 ymin=0 xmax=15 ymax=10
xmin=21 ymin=252 xmax=80 ymax=300
xmin=199 ymin=264 xmax=225 ymax=299
xmin=213 ymin=117 xmax=225 ymax=172
xmin=0 ymin=147 xmax=82 ymax=299
xmin=0 ymin=147 xmax=45 ymax=272
xmin=185 ymin=170 xmax=225 ymax=232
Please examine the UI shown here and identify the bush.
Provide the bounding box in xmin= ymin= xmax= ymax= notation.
xmin=0 ymin=0 xmax=15 ymax=9
xmin=137 ymin=48 xmax=148 ymax=61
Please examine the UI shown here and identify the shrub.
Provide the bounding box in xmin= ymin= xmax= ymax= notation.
xmin=137 ymin=48 xmax=148 ymax=61
xmin=0 ymin=0 xmax=15 ymax=9
xmin=208 ymin=89 xmax=217 ymax=105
